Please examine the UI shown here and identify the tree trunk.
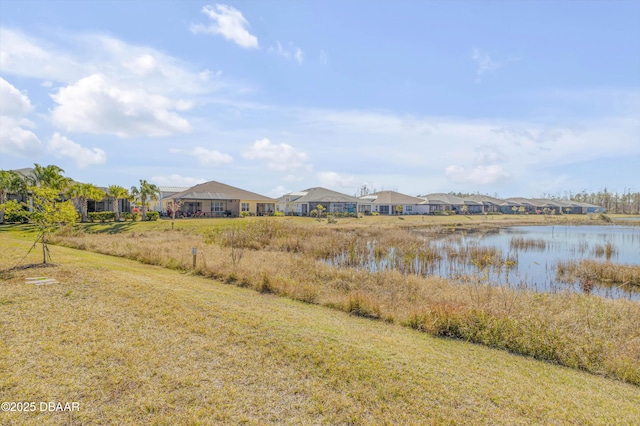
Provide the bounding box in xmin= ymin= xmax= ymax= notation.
xmin=42 ymin=233 xmax=47 ymax=264
xmin=114 ymin=198 xmax=120 ymax=222
xmin=141 ymin=196 xmax=147 ymax=221
xmin=82 ymin=198 xmax=88 ymax=222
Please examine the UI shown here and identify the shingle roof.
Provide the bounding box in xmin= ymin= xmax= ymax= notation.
xmin=361 ymin=190 xmax=424 ymax=205
xmin=171 ymin=180 xmax=274 ymax=201
xmin=288 ymin=187 xmax=360 ymax=204
xmin=421 ymin=193 xmax=465 ymax=205
xmin=464 ymin=195 xmax=507 ymax=205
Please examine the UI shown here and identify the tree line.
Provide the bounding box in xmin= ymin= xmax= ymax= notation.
xmin=0 ymin=164 xmax=161 ymax=224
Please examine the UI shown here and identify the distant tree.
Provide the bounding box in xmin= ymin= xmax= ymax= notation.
xmin=106 ymin=185 xmax=130 ymax=222
xmin=460 ymin=205 xmax=468 ymax=215
xmin=66 ymin=183 xmax=105 ymax=222
xmin=518 ymin=206 xmax=525 ymax=215
xmin=29 ymin=186 xmax=77 ymax=264
xmin=0 ymin=170 xmax=23 ymax=224
xmin=315 ymin=204 xmax=326 ymax=220
xmin=130 ymin=180 xmax=160 ymax=221
xmin=512 ymin=206 xmax=519 ymax=215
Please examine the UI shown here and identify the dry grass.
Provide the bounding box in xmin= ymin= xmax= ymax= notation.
xmin=557 ymin=259 xmax=640 ymax=287
xmin=36 ymin=218 xmax=640 ymax=387
xmin=1 ymin=236 xmax=640 ymax=424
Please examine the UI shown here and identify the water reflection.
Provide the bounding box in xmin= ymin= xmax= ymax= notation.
xmin=325 ymin=225 xmax=640 ymax=300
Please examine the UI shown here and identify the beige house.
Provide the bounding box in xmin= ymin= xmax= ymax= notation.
xmin=358 ymin=190 xmax=429 ymax=215
xmin=169 ymin=180 xmax=275 ymax=217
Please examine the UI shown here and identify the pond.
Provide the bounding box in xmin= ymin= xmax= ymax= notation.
xmin=325 ymin=225 xmax=640 ymax=300
xmin=441 ymin=225 xmax=640 ymax=299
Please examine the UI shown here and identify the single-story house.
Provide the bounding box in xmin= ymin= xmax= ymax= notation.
xmin=277 ymin=187 xmax=359 ymax=216
xmin=358 ymin=190 xmax=430 ymax=215
xmin=418 ymin=193 xmax=466 ymax=213
xmin=170 ymin=180 xmax=275 ymax=217
xmin=462 ymin=195 xmax=506 ymax=213
xmin=504 ymin=198 xmax=541 ymax=214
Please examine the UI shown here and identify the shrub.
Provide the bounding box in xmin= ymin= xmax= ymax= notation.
xmin=88 ymin=211 xmax=115 ymax=222
xmin=121 ymin=212 xmax=139 ymax=222
xmin=371 ymin=212 xmax=379 ymax=216
xmin=146 ymin=211 xmax=159 ymax=221
xmin=240 ymin=211 xmax=249 ymax=218
xmin=273 ymin=211 xmax=285 ymax=217
xmin=2 ymin=200 xmax=30 ymax=223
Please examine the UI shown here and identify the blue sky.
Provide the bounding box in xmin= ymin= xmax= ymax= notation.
xmin=1 ymin=0 xmax=638 ymax=198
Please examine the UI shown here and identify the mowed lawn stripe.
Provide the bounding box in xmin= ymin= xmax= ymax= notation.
xmin=1 ymin=237 xmax=638 ymax=425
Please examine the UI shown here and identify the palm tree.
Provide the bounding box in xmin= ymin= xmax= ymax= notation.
xmin=28 ymin=164 xmax=71 ymax=190
xmin=0 ymin=170 xmax=23 ymax=224
xmin=130 ymin=180 xmax=159 ymax=221
xmin=66 ymin=183 xmax=105 ymax=222
xmin=106 ymin=185 xmax=130 ymax=222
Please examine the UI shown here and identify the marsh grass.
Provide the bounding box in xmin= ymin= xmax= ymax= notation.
xmin=557 ymin=259 xmax=640 ymax=287
xmin=510 ymin=236 xmax=547 ymax=250
xmin=47 ymin=219 xmax=640 ymax=386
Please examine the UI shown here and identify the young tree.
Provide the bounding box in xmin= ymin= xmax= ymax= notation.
xmin=130 ymin=180 xmax=160 ymax=221
xmin=29 ymin=186 xmax=77 ymax=264
xmin=315 ymin=204 xmax=326 ymax=220
xmin=106 ymin=185 xmax=130 ymax=222
xmin=395 ymin=205 xmax=404 ymax=215
xmin=167 ymin=198 xmax=185 ymax=230
xmin=66 ymin=183 xmax=105 ymax=222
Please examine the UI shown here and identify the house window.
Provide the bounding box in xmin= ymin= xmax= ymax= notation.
xmin=241 ymin=202 xmax=250 ymax=212
xmin=379 ymin=205 xmax=390 ymax=215
xmin=405 ymin=205 xmax=413 ymax=213
xmin=211 ymin=202 xmax=224 ymax=213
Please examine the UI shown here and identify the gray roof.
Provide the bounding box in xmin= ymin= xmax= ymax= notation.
xmin=283 ymin=187 xmax=360 ymax=204
xmin=464 ymin=195 xmax=508 ymax=205
xmin=420 ymin=193 xmax=466 ymax=205
xmin=171 ymin=180 xmax=274 ymax=202
xmin=361 ymin=190 xmax=424 ymax=205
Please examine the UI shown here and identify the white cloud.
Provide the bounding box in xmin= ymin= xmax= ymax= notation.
xmin=316 ymin=171 xmax=359 ymax=190
xmin=50 ymin=74 xmax=192 ymax=137
xmin=269 ymin=185 xmax=291 ymax=198
xmin=150 ymin=174 xmax=207 ymax=187
xmin=268 ymin=42 xmax=304 ymax=64
xmin=192 ymin=147 xmax=233 ymax=166
xmin=190 ymin=4 xmax=259 ymax=49
xmin=47 ymin=132 xmax=106 ymax=168
xmin=471 ymin=48 xmax=518 ymax=82
xmin=0 ymin=77 xmax=33 ymax=116
xmin=0 ymin=117 xmax=41 ymax=156
xmin=0 ymin=77 xmax=41 ymax=156
xmin=243 ymin=138 xmax=311 ymax=171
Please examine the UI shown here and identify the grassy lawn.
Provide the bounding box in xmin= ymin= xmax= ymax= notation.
xmin=1 ymin=235 xmax=639 ymax=424
xmin=53 ymin=211 xmax=614 ymax=235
